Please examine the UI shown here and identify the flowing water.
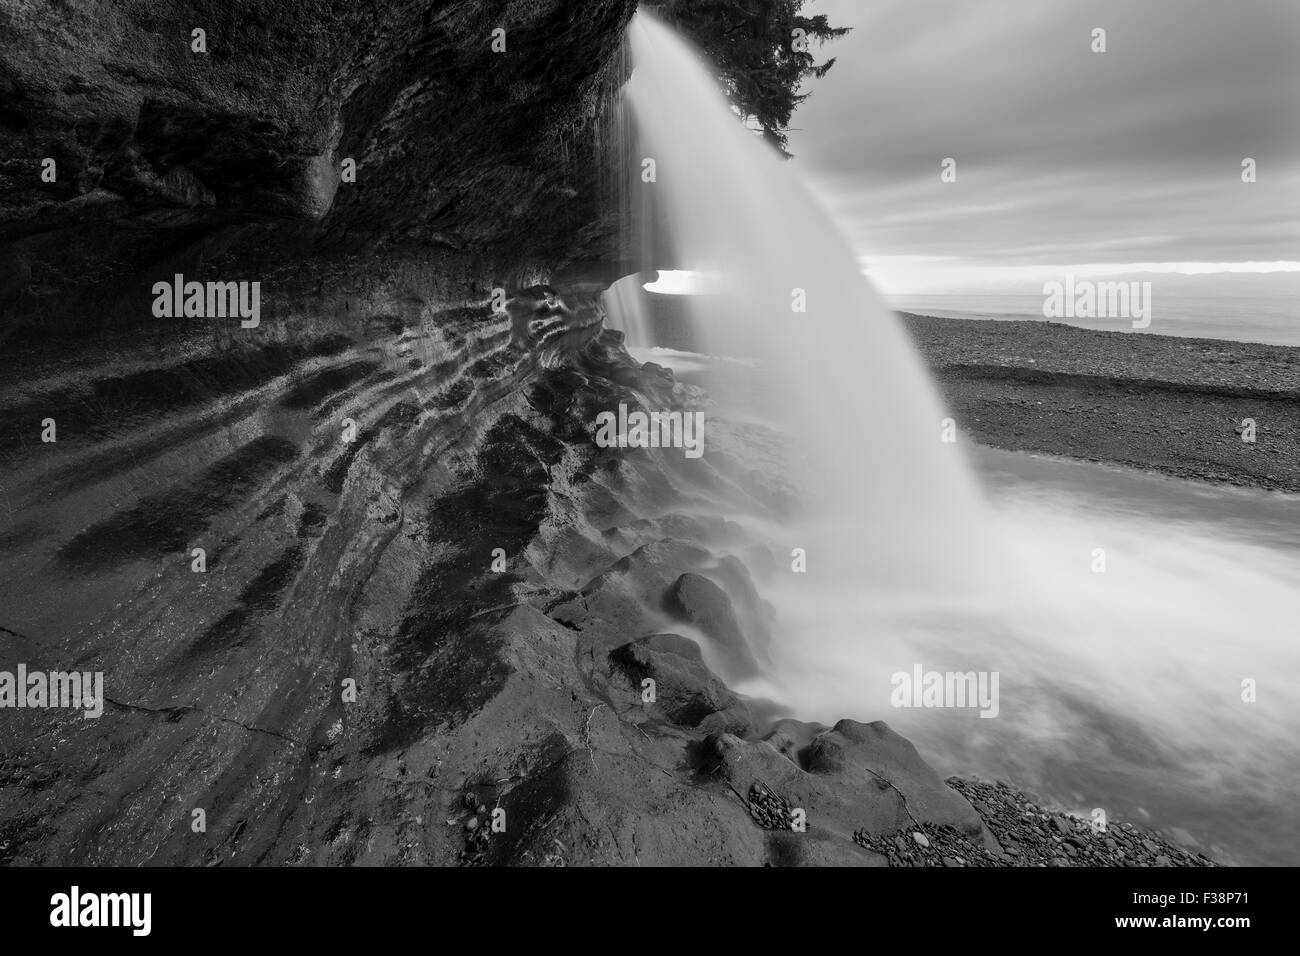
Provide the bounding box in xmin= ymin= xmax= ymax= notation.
xmin=620 ymin=10 xmax=1300 ymax=865
xmin=625 ymin=12 xmax=995 ymax=592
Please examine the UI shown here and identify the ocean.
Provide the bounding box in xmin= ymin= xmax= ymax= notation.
xmin=888 ymin=293 xmax=1300 ymax=348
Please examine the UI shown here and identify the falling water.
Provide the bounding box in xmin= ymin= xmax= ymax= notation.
xmin=625 ymin=11 xmax=998 ymax=593
xmin=601 ymin=273 xmax=653 ymax=348
xmin=622 ymin=10 xmax=1300 ymax=865
xmin=623 ymin=7 xmax=1020 ymax=747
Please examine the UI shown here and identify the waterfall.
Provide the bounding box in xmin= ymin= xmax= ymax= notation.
xmin=624 ymin=11 xmax=1000 ymax=596
xmin=617 ymin=9 xmax=1300 ymax=866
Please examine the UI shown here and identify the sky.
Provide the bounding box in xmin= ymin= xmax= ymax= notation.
xmin=784 ymin=0 xmax=1300 ymax=296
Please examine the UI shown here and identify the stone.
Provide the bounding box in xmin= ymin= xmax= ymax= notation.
xmin=608 ymin=633 xmax=751 ymax=734
xmin=663 ymin=572 xmax=760 ymax=678
xmin=806 ymin=720 xmax=989 ymax=843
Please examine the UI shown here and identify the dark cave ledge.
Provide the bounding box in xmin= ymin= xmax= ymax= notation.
xmin=0 ymin=2 xmax=1216 ymax=867
xmin=1 ymin=0 xmax=638 ymax=340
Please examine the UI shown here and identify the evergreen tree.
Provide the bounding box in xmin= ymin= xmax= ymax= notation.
xmin=655 ymin=0 xmax=850 ymax=156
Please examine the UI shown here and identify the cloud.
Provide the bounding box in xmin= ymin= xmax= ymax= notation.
xmin=788 ymin=0 xmax=1300 ymax=281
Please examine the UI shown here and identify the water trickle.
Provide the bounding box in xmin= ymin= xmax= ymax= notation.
xmin=601 ymin=273 xmax=654 ymax=349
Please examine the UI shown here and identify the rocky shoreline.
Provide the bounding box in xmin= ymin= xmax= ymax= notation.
xmin=1 ymin=0 xmax=1264 ymax=866
xmin=0 ymin=301 xmax=1220 ymax=867
xmin=903 ymin=312 xmax=1300 ymax=493
xmin=858 ymin=778 xmax=1218 ymax=868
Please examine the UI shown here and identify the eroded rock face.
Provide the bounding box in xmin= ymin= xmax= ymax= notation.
xmin=0 ymin=285 xmax=1013 ymax=867
xmin=0 ymin=1 xmax=1018 ymax=868
xmin=0 ymin=0 xmax=636 ymax=336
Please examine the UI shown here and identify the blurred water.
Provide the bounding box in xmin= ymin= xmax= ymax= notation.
xmin=624 ymin=10 xmax=1300 ymax=865
xmin=626 ymin=11 xmax=994 ymax=593
xmin=602 ymin=274 xmax=654 ymax=349
xmin=758 ymin=447 xmax=1300 ymax=866
xmin=646 ymin=338 xmax=1300 ymax=865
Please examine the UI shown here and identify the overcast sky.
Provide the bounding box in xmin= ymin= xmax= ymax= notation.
xmin=786 ymin=0 xmax=1300 ymax=294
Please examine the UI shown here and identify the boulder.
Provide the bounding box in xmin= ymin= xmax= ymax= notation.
xmin=663 ymin=572 xmax=759 ymax=679
xmin=806 ymin=719 xmax=993 ymax=846
xmin=762 ymin=718 xmax=824 ymax=768
xmin=609 ymin=633 xmax=751 ymax=735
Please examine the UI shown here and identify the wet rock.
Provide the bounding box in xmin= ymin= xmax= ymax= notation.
xmin=806 ymin=720 xmax=991 ymax=846
xmin=762 ymin=718 xmax=823 ymax=767
xmin=705 ymin=554 xmax=775 ymax=654
xmin=607 ymin=633 xmax=751 ymax=734
xmin=708 ymin=731 xmax=744 ymax=759
xmin=581 ymin=541 xmax=713 ymax=639
xmin=664 ymin=572 xmax=760 ymax=678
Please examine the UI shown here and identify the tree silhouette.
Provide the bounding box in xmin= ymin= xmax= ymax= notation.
xmin=655 ymin=0 xmax=850 ymax=156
